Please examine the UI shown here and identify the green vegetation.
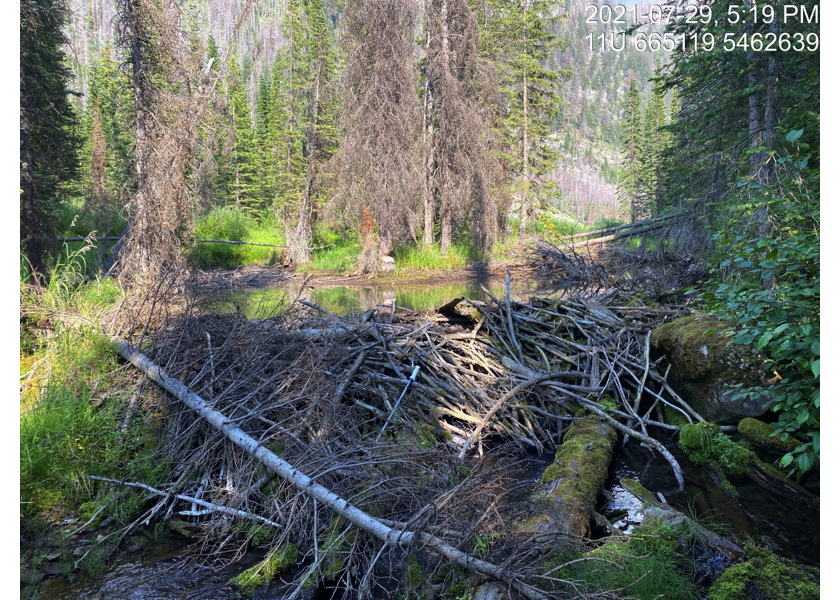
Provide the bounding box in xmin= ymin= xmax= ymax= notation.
xmin=738 ymin=418 xmax=802 ymax=456
xmin=20 ymin=248 xmax=168 ymax=584
xmin=709 ymin=545 xmax=819 ymax=600
xmin=392 ymin=243 xmax=475 ymax=273
xmin=547 ymin=520 xmax=699 ymax=600
xmin=228 ymin=544 xmax=299 ymax=596
xmin=190 ymin=206 xmax=286 ymax=267
xmin=648 ymin=0 xmax=820 ymax=476
xmin=679 ymin=423 xmax=755 ymax=479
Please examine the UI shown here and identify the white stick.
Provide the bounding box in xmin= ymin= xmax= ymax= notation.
xmin=112 ymin=338 xmax=548 ymax=600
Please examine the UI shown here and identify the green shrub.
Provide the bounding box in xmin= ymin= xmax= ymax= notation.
xmin=703 ymin=135 xmax=819 ymax=476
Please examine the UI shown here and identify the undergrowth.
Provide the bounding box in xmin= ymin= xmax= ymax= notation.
xmin=190 ymin=206 xmax=285 ymax=267
xmin=546 ymin=520 xmax=699 ymax=600
xmin=20 ymin=243 xmax=169 ymax=584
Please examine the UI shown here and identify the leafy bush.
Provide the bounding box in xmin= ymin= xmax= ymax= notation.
xmin=702 ymin=131 xmax=819 ymax=475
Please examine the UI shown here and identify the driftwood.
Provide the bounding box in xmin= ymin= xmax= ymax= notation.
xmin=112 ymin=337 xmax=550 ymax=600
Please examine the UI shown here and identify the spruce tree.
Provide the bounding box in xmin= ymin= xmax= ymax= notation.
xmin=78 ymin=45 xmax=135 ymax=241
xmin=223 ymin=55 xmax=262 ymax=213
xmin=618 ymin=78 xmax=645 ymax=222
xmin=473 ymin=0 xmax=567 ymax=235
xmin=20 ymin=0 xmax=79 ymax=282
xmin=642 ymin=65 xmax=668 ymax=216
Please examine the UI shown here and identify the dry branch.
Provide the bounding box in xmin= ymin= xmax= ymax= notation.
xmin=112 ymin=337 xmax=550 ymax=600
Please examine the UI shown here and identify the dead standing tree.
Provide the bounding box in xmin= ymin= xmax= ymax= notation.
xmin=423 ymin=0 xmax=503 ymax=255
xmin=109 ymin=0 xmax=207 ymax=281
xmin=334 ymin=0 xmax=423 ymax=274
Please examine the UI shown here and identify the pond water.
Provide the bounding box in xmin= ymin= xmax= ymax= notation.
xmin=219 ymin=276 xmax=571 ymax=319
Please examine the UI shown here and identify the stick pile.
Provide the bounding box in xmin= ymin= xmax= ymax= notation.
xmin=96 ymin=277 xmax=701 ymax=597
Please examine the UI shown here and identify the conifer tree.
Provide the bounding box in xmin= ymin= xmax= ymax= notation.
xmin=78 ymin=45 xmax=135 ymax=245
xmin=472 ymin=0 xmax=566 ymax=235
xmin=20 ymin=0 xmax=79 ymax=282
xmin=642 ymin=65 xmax=668 ymax=215
xmin=618 ymin=78 xmax=645 ymax=222
xmin=222 ymin=55 xmax=262 ymax=213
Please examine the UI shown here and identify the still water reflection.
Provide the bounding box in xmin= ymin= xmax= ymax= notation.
xmin=226 ymin=277 xmax=568 ymax=319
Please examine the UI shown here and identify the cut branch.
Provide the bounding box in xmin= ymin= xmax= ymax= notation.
xmin=112 ymin=337 xmax=549 ymax=600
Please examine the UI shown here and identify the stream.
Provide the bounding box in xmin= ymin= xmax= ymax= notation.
xmin=41 ymin=280 xmax=819 ymax=598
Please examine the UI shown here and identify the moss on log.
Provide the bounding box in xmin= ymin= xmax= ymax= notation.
xmin=523 ymin=415 xmax=617 ymax=539
xmin=737 ymin=418 xmax=801 ymax=455
xmin=708 ymin=546 xmax=818 ymax=600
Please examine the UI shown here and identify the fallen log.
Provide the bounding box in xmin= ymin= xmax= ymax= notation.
xmin=569 ymin=220 xmax=685 ymax=249
xmin=561 ymin=212 xmax=687 ymax=242
xmin=523 ymin=414 xmax=617 ymax=539
xmin=112 ymin=337 xmax=549 ymax=600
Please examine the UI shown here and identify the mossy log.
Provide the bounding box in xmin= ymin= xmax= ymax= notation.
xmin=737 ymin=418 xmax=802 ymax=455
xmin=708 ymin=545 xmax=818 ymax=600
xmin=523 ymin=415 xmax=617 ymax=539
xmin=652 ymin=315 xmax=773 ymax=423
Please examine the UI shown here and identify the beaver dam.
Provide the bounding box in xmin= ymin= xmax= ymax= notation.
xmin=41 ymin=252 xmax=818 ymax=600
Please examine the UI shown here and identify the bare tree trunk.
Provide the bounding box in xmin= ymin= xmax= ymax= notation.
xmin=422 ymin=29 xmax=436 ymax=249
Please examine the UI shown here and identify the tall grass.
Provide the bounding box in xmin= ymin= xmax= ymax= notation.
xmin=20 ymin=250 xmax=164 ymax=525
xmin=306 ymin=239 xmax=362 ymax=272
xmin=392 ymin=243 xmax=476 ymax=272
xmin=190 ymin=206 xmax=286 ymax=267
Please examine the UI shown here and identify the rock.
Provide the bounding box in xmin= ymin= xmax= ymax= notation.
xmin=20 ymin=567 xmax=45 ymax=586
xmin=379 ymin=255 xmax=396 ymax=273
xmin=167 ymin=518 xmax=201 ymax=538
xmin=652 ymin=315 xmax=774 ymax=423
xmin=43 ymin=562 xmax=64 ymax=576
xmin=127 ymin=544 xmax=141 ymax=553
